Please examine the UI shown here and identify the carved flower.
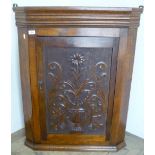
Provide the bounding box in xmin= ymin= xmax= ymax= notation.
xmin=71 ymin=53 xmax=85 ymax=65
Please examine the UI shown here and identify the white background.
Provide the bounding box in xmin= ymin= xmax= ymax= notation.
xmin=11 ymin=0 xmax=144 ymax=138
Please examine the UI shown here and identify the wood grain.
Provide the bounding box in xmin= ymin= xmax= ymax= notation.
xmin=18 ymin=28 xmax=34 ymax=142
xmin=13 ymin=5 xmax=143 ymax=151
xmin=13 ymin=6 xmax=143 ymax=27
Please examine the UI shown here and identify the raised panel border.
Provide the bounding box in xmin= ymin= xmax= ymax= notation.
xmin=36 ymin=35 xmax=118 ymax=145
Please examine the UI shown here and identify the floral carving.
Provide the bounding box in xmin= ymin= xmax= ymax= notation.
xmin=71 ymin=53 xmax=85 ymax=65
xmin=47 ymin=53 xmax=107 ymax=133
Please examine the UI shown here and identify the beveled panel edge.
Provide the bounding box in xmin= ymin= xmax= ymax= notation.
xmin=25 ymin=139 xmax=126 ymax=151
xmin=36 ymin=36 xmax=114 ymax=48
xmin=13 ymin=5 xmax=143 ymax=28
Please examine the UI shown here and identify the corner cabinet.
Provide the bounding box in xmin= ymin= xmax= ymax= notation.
xmin=13 ymin=4 xmax=143 ymax=151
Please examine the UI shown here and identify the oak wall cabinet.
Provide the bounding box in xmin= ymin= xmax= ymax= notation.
xmin=13 ymin=4 xmax=143 ymax=151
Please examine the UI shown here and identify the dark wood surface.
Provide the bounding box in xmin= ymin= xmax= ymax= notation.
xmin=36 ymin=36 xmax=119 ymax=145
xmin=13 ymin=5 xmax=143 ymax=27
xmin=18 ymin=28 xmax=34 ymax=142
xmin=13 ymin=5 xmax=143 ymax=151
xmin=12 ymin=131 xmax=144 ymax=154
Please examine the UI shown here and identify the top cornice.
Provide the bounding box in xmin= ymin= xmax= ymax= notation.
xmin=13 ymin=4 xmax=143 ymax=28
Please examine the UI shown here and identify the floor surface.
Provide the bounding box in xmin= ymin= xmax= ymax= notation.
xmin=11 ymin=133 xmax=144 ymax=155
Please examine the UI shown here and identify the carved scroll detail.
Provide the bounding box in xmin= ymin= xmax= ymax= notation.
xmin=47 ymin=53 xmax=107 ymax=133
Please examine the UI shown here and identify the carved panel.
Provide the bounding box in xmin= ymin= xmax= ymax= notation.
xmin=44 ymin=47 xmax=113 ymax=134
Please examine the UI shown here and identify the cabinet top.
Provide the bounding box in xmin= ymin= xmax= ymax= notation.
xmin=13 ymin=4 xmax=143 ymax=28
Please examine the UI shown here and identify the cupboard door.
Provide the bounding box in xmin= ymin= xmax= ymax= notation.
xmin=36 ymin=37 xmax=119 ymax=145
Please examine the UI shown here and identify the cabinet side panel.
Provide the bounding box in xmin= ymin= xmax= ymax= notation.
xmin=106 ymin=38 xmax=119 ymax=140
xmin=28 ymin=36 xmax=41 ymax=143
xmin=18 ymin=28 xmax=34 ymax=142
xmin=110 ymin=28 xmax=138 ymax=144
